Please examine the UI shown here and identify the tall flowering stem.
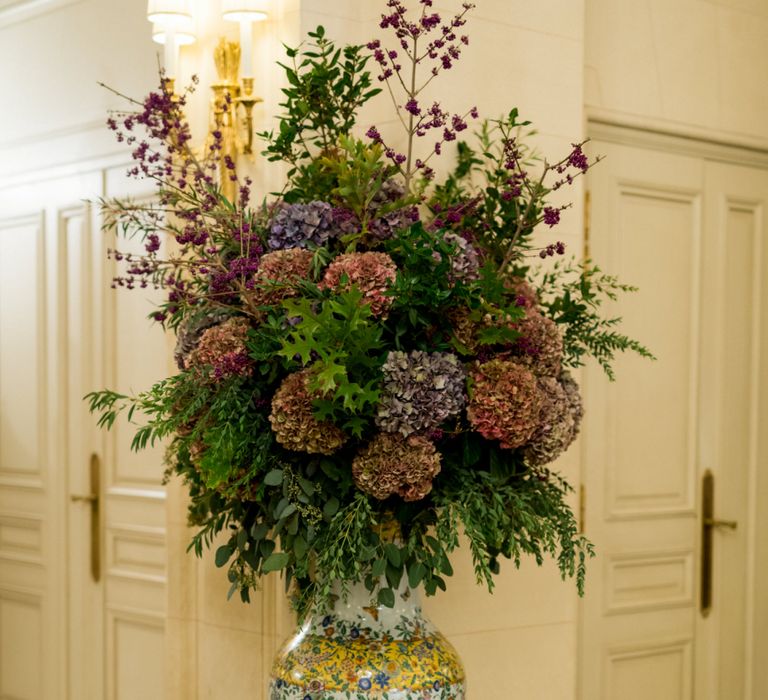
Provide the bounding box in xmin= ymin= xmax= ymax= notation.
xmin=367 ymin=1 xmax=478 ymax=189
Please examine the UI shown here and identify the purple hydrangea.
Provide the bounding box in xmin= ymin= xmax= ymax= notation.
xmin=376 ymin=350 xmax=466 ymax=436
xmin=269 ymin=201 xmax=340 ymax=250
xmin=437 ymin=232 xmax=480 ymax=283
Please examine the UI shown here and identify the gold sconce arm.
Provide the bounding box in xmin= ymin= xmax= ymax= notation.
xmin=206 ymin=38 xmax=263 ymax=197
xmin=238 ymin=77 xmax=263 ymax=155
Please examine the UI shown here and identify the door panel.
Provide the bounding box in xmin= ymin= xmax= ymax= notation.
xmin=579 ymin=140 xmax=768 ymax=700
xmin=579 ymin=142 xmax=703 ymax=700
xmin=695 ymin=162 xmax=767 ymax=700
xmin=0 ymin=163 xmax=169 ymax=699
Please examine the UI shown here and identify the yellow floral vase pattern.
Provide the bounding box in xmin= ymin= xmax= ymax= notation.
xmin=270 ymin=583 xmax=466 ymax=699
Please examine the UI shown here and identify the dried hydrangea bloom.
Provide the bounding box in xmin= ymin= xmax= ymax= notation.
xmin=504 ymin=277 xmax=540 ymax=310
xmin=250 ymin=248 xmax=314 ymax=306
xmin=368 ymin=178 xmax=420 ymax=241
xmin=369 ymin=206 xmax=420 ymax=241
xmin=174 ymin=308 xmax=231 ymax=370
xmin=467 ymin=359 xmax=542 ymax=449
xmin=352 ymin=433 xmax=441 ymax=502
xmin=269 ymin=201 xmax=340 ymax=250
xmin=559 ymin=370 xmax=584 ymax=440
xmin=437 ymin=232 xmax=480 ymax=283
xmin=511 ymin=309 xmax=563 ymax=377
xmin=376 ymin=350 xmax=466 ymax=436
xmin=269 ymin=370 xmax=347 ymax=455
xmin=320 ymin=252 xmax=397 ymax=317
xmin=522 ymin=377 xmax=576 ymax=467
xmin=186 ymin=317 xmax=252 ymax=381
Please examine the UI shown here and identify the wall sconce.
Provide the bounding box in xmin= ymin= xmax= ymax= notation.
xmin=146 ymin=0 xmax=266 ymax=199
xmin=221 ymin=0 xmax=268 ymax=156
xmin=147 ymin=0 xmax=196 ymax=91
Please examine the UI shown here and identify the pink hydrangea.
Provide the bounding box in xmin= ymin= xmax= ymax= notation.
xmin=186 ymin=317 xmax=252 ymax=381
xmin=269 ymin=370 xmax=347 ymax=455
xmin=320 ymin=252 xmax=397 ymax=317
xmin=251 ymin=248 xmax=314 ymax=306
xmin=467 ymin=359 xmax=542 ymax=449
xmin=510 ymin=309 xmax=563 ymax=377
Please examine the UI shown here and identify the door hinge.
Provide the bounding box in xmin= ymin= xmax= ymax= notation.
xmin=583 ymin=190 xmax=591 ymax=262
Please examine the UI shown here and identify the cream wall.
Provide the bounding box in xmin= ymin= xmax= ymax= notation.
xmin=585 ymin=0 xmax=768 ymax=146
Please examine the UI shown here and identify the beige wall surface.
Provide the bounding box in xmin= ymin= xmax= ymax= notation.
xmin=585 ymin=0 xmax=768 ymax=145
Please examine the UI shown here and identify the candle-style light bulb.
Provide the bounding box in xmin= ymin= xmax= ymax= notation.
xmin=164 ymin=27 xmax=178 ymax=78
xmin=222 ymin=0 xmax=268 ymax=80
xmin=239 ymin=20 xmax=254 ymax=79
xmin=147 ymin=1 xmax=194 ymax=84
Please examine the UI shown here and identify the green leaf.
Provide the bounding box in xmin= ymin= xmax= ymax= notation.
xmin=264 ymin=469 xmax=284 ymax=486
xmin=262 ymin=552 xmax=290 ymax=573
xmin=377 ymin=587 xmax=395 ymax=608
xmin=371 ymin=557 xmax=386 ymax=578
xmin=385 ymin=543 xmax=401 ymax=567
xmin=408 ymin=562 xmax=427 ymax=589
xmin=215 ymin=544 xmax=233 ymax=568
xmin=323 ymin=497 xmax=340 ymax=519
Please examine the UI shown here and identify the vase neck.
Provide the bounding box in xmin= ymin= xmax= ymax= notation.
xmin=312 ymin=579 xmax=423 ymax=632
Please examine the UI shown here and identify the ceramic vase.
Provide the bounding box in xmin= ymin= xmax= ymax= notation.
xmin=269 ymin=580 xmax=466 ymax=699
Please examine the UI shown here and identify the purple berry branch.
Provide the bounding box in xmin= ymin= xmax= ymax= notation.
xmin=367 ymin=0 xmax=478 ymax=190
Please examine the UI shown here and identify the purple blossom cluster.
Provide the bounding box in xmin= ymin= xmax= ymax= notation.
xmin=375 ymin=351 xmax=466 ymax=436
xmin=365 ymin=1 xmax=479 ymax=183
xmin=269 ymin=201 xmax=342 ymax=250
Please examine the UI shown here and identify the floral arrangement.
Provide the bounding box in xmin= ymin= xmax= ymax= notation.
xmin=88 ymin=1 xmax=652 ymax=613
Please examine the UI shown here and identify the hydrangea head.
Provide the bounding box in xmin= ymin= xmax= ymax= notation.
xmin=250 ymin=248 xmax=314 ymax=306
xmin=320 ymin=252 xmax=397 ymax=317
xmin=467 ymin=358 xmax=542 ymax=449
xmin=522 ymin=377 xmax=575 ymax=467
xmin=511 ymin=309 xmax=563 ymax=377
xmin=186 ymin=317 xmax=252 ymax=381
xmin=269 ymin=201 xmax=340 ymax=250
xmin=376 ymin=350 xmax=466 ymax=436
xmin=352 ymin=433 xmax=441 ymax=502
xmin=269 ymin=370 xmax=347 ymax=455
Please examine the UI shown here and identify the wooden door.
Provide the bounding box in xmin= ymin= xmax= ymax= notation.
xmin=0 ymin=162 xmax=169 ymax=699
xmin=578 ymin=139 xmax=768 ymax=700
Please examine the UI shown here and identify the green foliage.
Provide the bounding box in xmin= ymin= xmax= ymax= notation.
xmin=88 ymin=23 xmax=659 ymax=616
xmin=279 ymin=289 xmax=385 ymax=434
xmin=258 ymin=26 xmax=382 ymax=201
xmin=429 ymin=110 xmax=542 ymax=266
xmin=535 ymin=259 xmax=656 ymax=380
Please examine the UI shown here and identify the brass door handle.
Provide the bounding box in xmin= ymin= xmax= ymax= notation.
xmin=71 ymin=454 xmax=101 ymax=583
xmin=704 ymin=517 xmax=738 ymax=530
xmin=70 ymin=493 xmax=97 ymax=503
xmin=701 ymin=470 xmax=737 ymax=617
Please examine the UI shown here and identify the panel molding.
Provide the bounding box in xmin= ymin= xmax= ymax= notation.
xmin=605 ymin=548 xmax=695 ymax=615
xmin=588 ymin=109 xmax=768 ymax=169
xmin=106 ymin=606 xmax=165 ymax=700
xmin=605 ymin=637 xmax=693 ymax=699
xmin=0 ymin=212 xmax=47 ymax=486
xmin=0 ymin=512 xmax=43 ymax=565
xmin=107 ymin=525 xmax=166 ymax=584
xmin=604 ymin=184 xmax=701 ymax=521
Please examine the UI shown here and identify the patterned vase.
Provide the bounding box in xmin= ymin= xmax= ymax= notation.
xmin=269 ymin=580 xmax=466 ymax=699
